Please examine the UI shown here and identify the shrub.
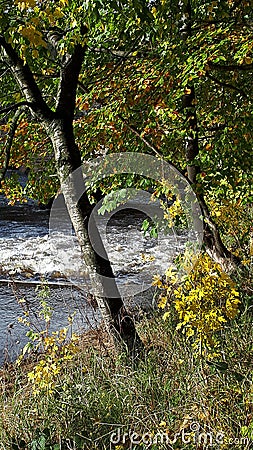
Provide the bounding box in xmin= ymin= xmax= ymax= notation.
xmin=155 ymin=252 xmax=241 ymax=357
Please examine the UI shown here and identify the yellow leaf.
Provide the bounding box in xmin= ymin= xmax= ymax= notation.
xmin=165 ymin=266 xmax=177 ymax=280
xmin=163 ymin=311 xmax=170 ymax=321
xmin=158 ymin=296 xmax=167 ymax=309
xmin=186 ymin=328 xmax=194 ymax=337
xmin=152 ymin=274 xmax=163 ymax=288
xmin=55 ymin=7 xmax=64 ymax=18
xmin=151 ymin=6 xmax=157 ymax=16
xmin=244 ymin=56 xmax=252 ymax=65
xmin=159 ymin=421 xmax=167 ymax=427
xmin=15 ymin=0 xmax=35 ymax=10
xmin=71 ymin=19 xmax=78 ymax=28
xmin=250 ymin=238 xmax=253 ymax=256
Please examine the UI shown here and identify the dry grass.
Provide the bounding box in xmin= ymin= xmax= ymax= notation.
xmin=0 ymin=304 xmax=251 ymax=449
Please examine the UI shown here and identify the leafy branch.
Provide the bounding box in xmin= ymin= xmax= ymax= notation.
xmin=209 ymin=62 xmax=253 ymax=71
xmin=206 ymin=73 xmax=248 ymax=98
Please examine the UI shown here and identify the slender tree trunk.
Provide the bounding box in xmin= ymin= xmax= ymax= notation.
xmin=0 ymin=107 xmax=26 ymax=183
xmin=179 ymin=0 xmax=240 ymax=272
xmin=45 ymin=118 xmax=144 ymax=356
xmin=197 ymin=195 xmax=240 ymax=271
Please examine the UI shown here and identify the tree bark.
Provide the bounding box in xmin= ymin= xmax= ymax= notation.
xmin=179 ymin=0 xmax=240 ymax=272
xmin=182 ymin=85 xmax=200 ymax=184
xmin=197 ymin=195 xmax=241 ymax=271
xmin=0 ymin=33 xmax=144 ymax=357
xmin=45 ymin=118 xmax=144 ymax=356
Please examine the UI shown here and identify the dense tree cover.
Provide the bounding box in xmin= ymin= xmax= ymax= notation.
xmin=0 ymin=1 xmax=252 ymax=347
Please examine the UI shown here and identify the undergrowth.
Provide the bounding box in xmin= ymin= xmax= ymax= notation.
xmin=0 ymin=297 xmax=252 ymax=449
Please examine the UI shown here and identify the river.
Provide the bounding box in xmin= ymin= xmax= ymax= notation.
xmin=0 ymin=192 xmax=188 ymax=365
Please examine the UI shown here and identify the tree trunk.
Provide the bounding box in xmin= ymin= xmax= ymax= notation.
xmin=45 ymin=118 xmax=144 ymax=356
xmin=0 ymin=29 xmax=144 ymax=356
xmin=179 ymin=0 xmax=240 ymax=272
xmin=197 ymin=195 xmax=241 ymax=272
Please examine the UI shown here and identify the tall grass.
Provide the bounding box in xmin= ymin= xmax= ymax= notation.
xmin=0 ymin=301 xmax=252 ymax=450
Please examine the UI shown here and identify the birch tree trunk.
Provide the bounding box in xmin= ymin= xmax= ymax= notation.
xmin=46 ymin=119 xmax=143 ymax=355
xmin=0 ymin=32 xmax=144 ymax=357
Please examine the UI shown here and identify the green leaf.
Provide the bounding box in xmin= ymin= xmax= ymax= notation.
xmin=31 ymin=435 xmax=46 ymax=450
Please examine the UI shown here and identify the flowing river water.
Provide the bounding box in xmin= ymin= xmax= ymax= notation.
xmin=0 ymin=193 xmax=188 ymax=365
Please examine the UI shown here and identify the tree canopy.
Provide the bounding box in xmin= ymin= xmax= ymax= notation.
xmin=0 ymin=0 xmax=252 ymax=259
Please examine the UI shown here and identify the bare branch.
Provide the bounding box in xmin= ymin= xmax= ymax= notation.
xmin=0 ymin=101 xmax=32 ymax=115
xmin=206 ymin=73 xmax=248 ymax=98
xmin=77 ymin=80 xmax=89 ymax=95
xmin=118 ymin=116 xmax=184 ymax=177
xmin=118 ymin=115 xmax=162 ymax=158
xmin=0 ymin=67 xmax=10 ymax=79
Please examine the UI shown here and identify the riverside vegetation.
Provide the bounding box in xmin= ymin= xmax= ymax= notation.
xmin=0 ymin=149 xmax=252 ymax=450
xmin=0 ymin=237 xmax=252 ymax=449
xmin=0 ymin=0 xmax=252 ymax=448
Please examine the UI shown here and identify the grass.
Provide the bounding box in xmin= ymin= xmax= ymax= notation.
xmin=0 ymin=298 xmax=252 ymax=450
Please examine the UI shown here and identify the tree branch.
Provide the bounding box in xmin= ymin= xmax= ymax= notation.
xmin=77 ymin=36 xmax=142 ymax=91
xmin=0 ymin=34 xmax=54 ymax=121
xmin=206 ymin=73 xmax=248 ymax=98
xmin=209 ymin=62 xmax=253 ymax=71
xmin=0 ymin=101 xmax=32 ymax=115
xmin=56 ymin=26 xmax=88 ymax=120
xmin=118 ymin=115 xmax=187 ymax=180
xmin=0 ymin=106 xmax=26 ymax=183
xmin=118 ymin=115 xmax=162 ymax=158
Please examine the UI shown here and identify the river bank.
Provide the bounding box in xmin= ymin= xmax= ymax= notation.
xmin=0 ymin=306 xmax=252 ymax=450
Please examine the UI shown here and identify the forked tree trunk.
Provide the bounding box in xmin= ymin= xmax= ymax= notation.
xmin=0 ymin=32 xmax=144 ymax=357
